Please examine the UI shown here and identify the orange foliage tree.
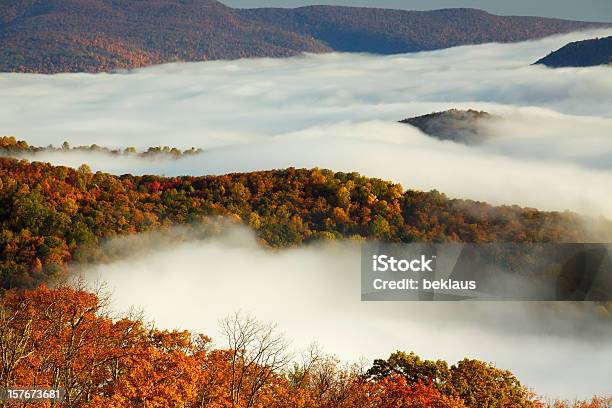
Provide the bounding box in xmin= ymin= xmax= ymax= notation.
xmin=1 ymin=286 xmax=609 ymax=408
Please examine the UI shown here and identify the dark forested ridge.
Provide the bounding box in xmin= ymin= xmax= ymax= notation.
xmin=1 ymin=156 xmax=610 ymax=289
xmin=241 ymin=6 xmax=607 ymax=54
xmin=0 ymin=0 xmax=608 ymax=73
xmin=400 ymin=109 xmax=493 ymax=145
xmin=535 ymin=36 xmax=612 ymax=67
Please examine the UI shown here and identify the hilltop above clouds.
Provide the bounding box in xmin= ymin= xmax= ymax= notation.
xmin=536 ymin=36 xmax=612 ymax=67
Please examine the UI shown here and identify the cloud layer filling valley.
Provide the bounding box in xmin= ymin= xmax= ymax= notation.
xmin=2 ymin=29 xmax=612 ymax=216
xmin=3 ymin=29 xmax=612 ymax=400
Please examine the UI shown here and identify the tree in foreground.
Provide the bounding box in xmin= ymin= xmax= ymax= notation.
xmin=0 ymin=286 xmax=610 ymax=407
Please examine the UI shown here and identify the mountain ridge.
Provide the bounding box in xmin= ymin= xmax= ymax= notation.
xmin=242 ymin=5 xmax=609 ymax=53
xmin=535 ymin=36 xmax=612 ymax=67
xmin=3 ymin=152 xmax=611 ymax=288
xmin=1 ymin=0 xmax=609 ymax=73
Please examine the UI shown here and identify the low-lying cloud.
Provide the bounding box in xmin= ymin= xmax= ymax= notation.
xmin=5 ymin=31 xmax=612 ymax=399
xmin=11 ymin=115 xmax=612 ymax=218
xmin=2 ymin=29 xmax=612 ymax=217
xmin=81 ymin=225 xmax=612 ymax=400
xmin=2 ymin=29 xmax=612 ymax=148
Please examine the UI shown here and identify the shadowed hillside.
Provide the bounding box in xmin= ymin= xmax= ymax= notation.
xmin=400 ymin=109 xmax=493 ymax=145
xmin=535 ymin=36 xmax=612 ymax=67
xmin=242 ymin=6 xmax=608 ymax=54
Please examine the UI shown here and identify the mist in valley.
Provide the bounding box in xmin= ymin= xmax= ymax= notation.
xmin=3 ymin=28 xmax=612 ymax=400
xmin=80 ymin=225 xmax=612 ymax=400
xmin=2 ymin=29 xmax=612 ymax=217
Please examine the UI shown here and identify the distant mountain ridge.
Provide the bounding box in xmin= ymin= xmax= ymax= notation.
xmin=0 ymin=0 xmax=609 ymax=73
xmin=0 ymin=0 xmax=330 ymax=73
xmin=242 ymin=6 xmax=607 ymax=54
xmin=535 ymin=36 xmax=612 ymax=67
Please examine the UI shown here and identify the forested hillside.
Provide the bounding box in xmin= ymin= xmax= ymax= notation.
xmin=0 ymin=0 xmax=607 ymax=73
xmin=242 ymin=6 xmax=606 ymax=54
xmin=2 ymin=156 xmax=609 ymax=289
xmin=2 ymin=286 xmax=609 ymax=407
xmin=0 ymin=0 xmax=329 ymax=73
xmin=400 ymin=109 xmax=492 ymax=144
xmin=535 ymin=36 xmax=612 ymax=67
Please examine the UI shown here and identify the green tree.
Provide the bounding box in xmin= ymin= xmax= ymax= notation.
xmin=367 ymin=351 xmax=451 ymax=389
xmin=449 ymin=359 xmax=533 ymax=407
xmin=370 ymin=215 xmax=392 ymax=240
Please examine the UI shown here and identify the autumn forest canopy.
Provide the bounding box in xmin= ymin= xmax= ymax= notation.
xmin=2 ymin=146 xmax=612 ymax=290
xmin=1 ymin=285 xmax=611 ymax=408
xmin=1 ymin=130 xmax=612 ymax=406
xmin=1 ymin=0 xmax=611 ymax=402
xmin=0 ymin=136 xmax=204 ymax=160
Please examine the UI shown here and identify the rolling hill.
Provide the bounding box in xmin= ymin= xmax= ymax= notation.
xmin=0 ymin=0 xmax=608 ymax=73
xmin=242 ymin=6 xmax=607 ymax=54
xmin=0 ymin=0 xmax=330 ymax=73
xmin=2 ymin=151 xmax=611 ymax=289
xmin=400 ymin=109 xmax=493 ymax=145
xmin=535 ymin=36 xmax=612 ymax=67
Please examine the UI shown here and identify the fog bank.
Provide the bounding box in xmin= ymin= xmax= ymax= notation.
xmin=2 ymin=29 xmax=612 ymax=217
xmin=82 ymin=226 xmax=612 ymax=400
